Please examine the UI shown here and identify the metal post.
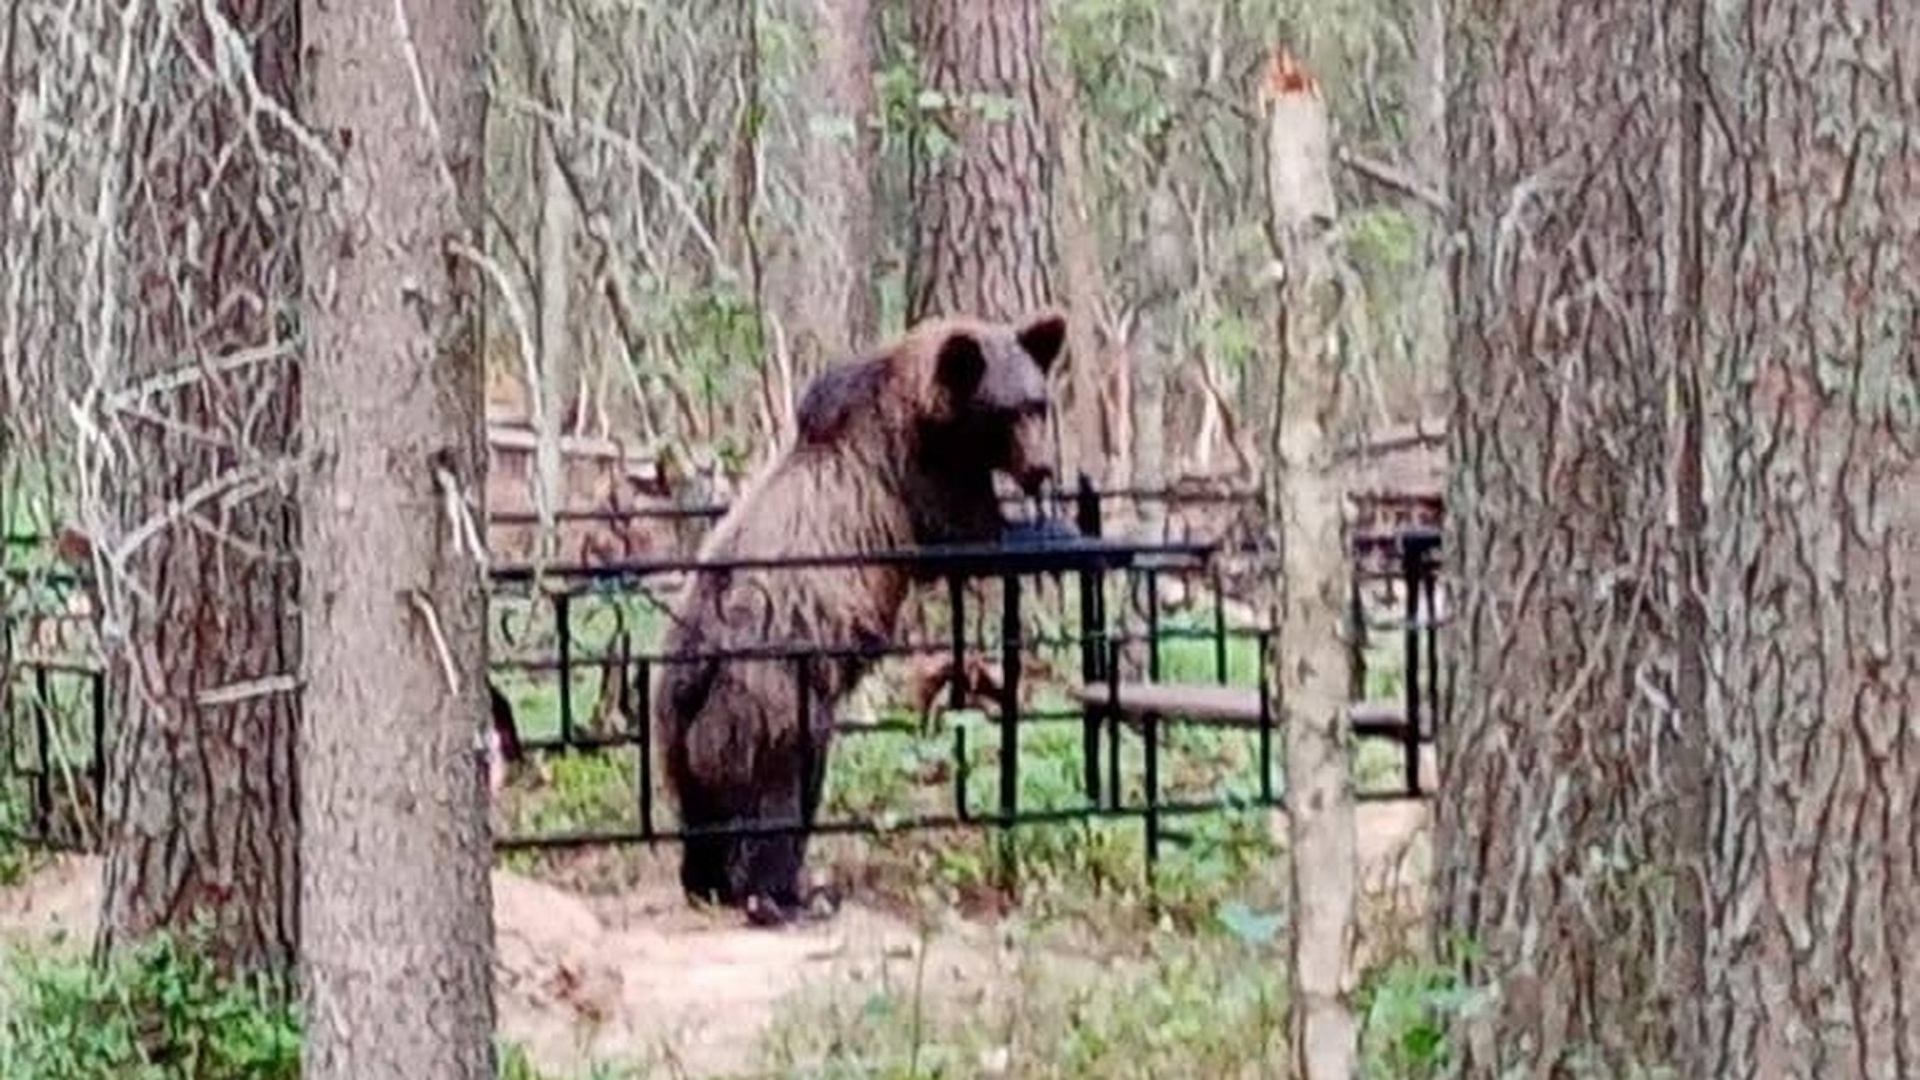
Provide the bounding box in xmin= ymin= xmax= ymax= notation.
xmin=555 ymin=591 xmax=575 ymax=749
xmin=1075 ymin=474 xmax=1103 ymax=803
xmin=948 ymin=575 xmax=967 ymax=713
xmin=1400 ymin=534 xmax=1423 ymax=797
xmin=90 ymin=670 xmax=105 ymax=819
xmin=636 ymin=659 xmax=654 ymax=837
xmin=31 ymin=666 xmax=50 ymax=839
xmin=1146 ymin=568 xmax=1163 ymax=681
xmin=1211 ymin=563 xmax=1228 ymax=683
xmin=997 ymin=571 xmax=1023 ymax=890
xmin=1258 ymin=630 xmax=1275 ymax=805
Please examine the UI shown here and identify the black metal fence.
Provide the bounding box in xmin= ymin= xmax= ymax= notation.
xmin=1 ymin=477 xmax=1447 ymax=889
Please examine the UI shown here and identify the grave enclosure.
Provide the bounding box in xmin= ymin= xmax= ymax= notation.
xmin=1 ymin=455 xmax=1449 ymax=897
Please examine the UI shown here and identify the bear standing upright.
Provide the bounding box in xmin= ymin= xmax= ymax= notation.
xmin=650 ymin=309 xmax=1069 ymax=927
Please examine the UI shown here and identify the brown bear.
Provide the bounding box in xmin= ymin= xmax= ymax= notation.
xmin=650 ymin=309 xmax=1069 ymax=926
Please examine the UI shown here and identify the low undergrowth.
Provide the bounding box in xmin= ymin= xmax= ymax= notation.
xmin=0 ymin=919 xmax=1470 ymax=1080
xmin=0 ymin=930 xmax=301 ymax=1080
xmin=752 ymin=907 xmax=1475 ymax=1080
xmin=0 ymin=928 xmax=643 ymax=1080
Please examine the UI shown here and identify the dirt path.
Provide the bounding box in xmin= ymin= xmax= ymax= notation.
xmin=0 ymin=797 xmax=1433 ymax=1078
xmin=492 ymin=869 xmax=1014 ymax=1076
xmin=0 ymin=854 xmax=1010 ymax=1078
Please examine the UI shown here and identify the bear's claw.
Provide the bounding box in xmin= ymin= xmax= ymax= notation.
xmin=743 ymin=885 xmax=843 ymax=929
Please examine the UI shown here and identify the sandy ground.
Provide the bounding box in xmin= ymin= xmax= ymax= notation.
xmin=0 ymin=852 xmax=1003 ymax=1077
xmin=0 ymin=794 xmax=1434 ymax=1078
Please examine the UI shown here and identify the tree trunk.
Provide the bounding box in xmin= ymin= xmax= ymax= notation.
xmin=0 ymin=0 xmax=18 ymax=737
xmin=93 ymin=0 xmax=302 ymax=982
xmin=532 ymin=13 xmax=576 ymax=564
xmin=1112 ymin=174 xmax=1186 ymax=675
xmin=766 ymin=0 xmax=878 ymax=364
xmin=1405 ymin=0 xmax=1450 ymax=413
xmin=1699 ymin=2 xmax=1920 ymax=1072
xmin=906 ymin=0 xmax=1055 ymax=321
xmin=0 ymin=0 xmax=16 ymax=376
xmin=1263 ymin=47 xmax=1359 ymax=1080
xmin=1045 ymin=50 xmax=1114 ymax=480
xmin=1128 ymin=172 xmax=1184 ymax=511
xmin=1436 ymin=1 xmax=1703 ymax=1071
xmin=297 ymin=0 xmax=496 ymax=1072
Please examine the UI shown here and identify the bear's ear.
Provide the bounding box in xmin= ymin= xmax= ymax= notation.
xmin=795 ymin=357 xmax=886 ymax=445
xmin=1015 ymin=310 xmax=1068 ymax=374
xmin=933 ymin=332 xmax=987 ymax=403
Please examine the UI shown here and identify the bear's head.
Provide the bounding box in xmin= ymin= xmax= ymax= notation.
xmin=792 ymin=309 xmax=1070 ymax=548
xmin=918 ymin=309 xmax=1067 ymax=500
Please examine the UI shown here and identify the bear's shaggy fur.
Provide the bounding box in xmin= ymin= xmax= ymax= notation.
xmin=650 ymin=309 xmax=1069 ymax=926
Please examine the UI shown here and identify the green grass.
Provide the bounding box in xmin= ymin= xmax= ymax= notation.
xmin=750 ymin=909 xmax=1476 ymax=1080
xmin=756 ymin=929 xmax=1291 ymax=1080
xmin=0 ymin=532 xmax=1455 ymax=1080
xmin=491 ymin=576 xmax=1431 ymax=918
xmin=488 ymin=589 xmax=674 ymax=745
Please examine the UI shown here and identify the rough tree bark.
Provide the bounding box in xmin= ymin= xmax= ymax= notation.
xmin=765 ymin=0 xmax=879 ymax=389
xmin=532 ymin=13 xmax=576 ymax=564
xmin=1406 ymin=0 xmax=1450 ymax=411
xmin=1045 ymin=52 xmax=1115 ymax=479
xmin=1124 ymin=173 xmax=1184 ymax=544
xmin=1436 ymin=1 xmax=1704 ymax=1072
xmin=0 ymin=0 xmax=15 ymax=369
xmin=93 ymin=0 xmax=302 ymax=980
xmin=297 ymin=0 xmax=496 ymax=1073
xmin=1 ymin=0 xmax=16 ymax=472
xmin=1263 ymin=47 xmax=1359 ymax=1080
xmin=906 ymin=0 xmax=1056 ymax=321
xmin=0 ymin=0 xmax=17 ymax=711
xmin=904 ymin=0 xmax=1061 ymax=679
xmin=1698 ymin=2 xmax=1920 ymax=1072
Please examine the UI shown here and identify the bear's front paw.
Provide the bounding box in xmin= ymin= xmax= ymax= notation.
xmin=744 ymin=894 xmax=799 ymax=929
xmin=742 ymin=885 xmax=843 ymax=929
xmin=802 ymin=882 xmax=844 ymax=922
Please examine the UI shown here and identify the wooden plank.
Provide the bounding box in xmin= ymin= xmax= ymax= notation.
xmin=1071 ymin=681 xmax=1411 ymax=735
xmin=1347 ymin=700 xmax=1410 ymax=736
xmin=485 ymin=423 xmax=662 ymax=470
xmin=1071 ymin=682 xmax=1265 ymax=724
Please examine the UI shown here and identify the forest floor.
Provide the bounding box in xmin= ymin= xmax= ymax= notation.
xmin=0 ymin=786 xmax=1435 ymax=1079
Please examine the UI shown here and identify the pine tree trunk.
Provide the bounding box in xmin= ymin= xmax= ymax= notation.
xmin=1406 ymin=0 xmax=1450 ymax=411
xmin=0 ymin=0 xmax=16 ymax=368
xmin=1699 ymin=2 xmax=1920 ymax=1072
xmin=1046 ymin=56 xmax=1115 ymax=478
xmin=906 ymin=0 xmax=1055 ymax=320
xmin=0 ymin=0 xmax=17 ymax=538
xmin=297 ymin=0 xmax=496 ymax=1073
xmin=1436 ymin=1 xmax=1704 ymax=1071
xmin=765 ymin=0 xmax=879 ymax=378
xmin=94 ymin=0 xmax=302 ymax=981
